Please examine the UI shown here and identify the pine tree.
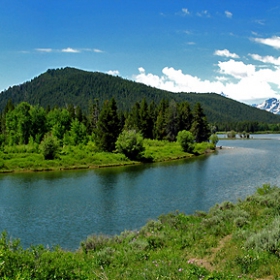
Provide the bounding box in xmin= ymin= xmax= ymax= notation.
xmin=178 ymin=101 xmax=193 ymax=132
xmin=96 ymin=98 xmax=120 ymax=152
xmin=139 ymin=99 xmax=152 ymax=139
xmin=165 ymin=100 xmax=179 ymax=141
xmin=191 ymin=103 xmax=210 ymax=143
xmin=154 ymin=99 xmax=169 ymax=140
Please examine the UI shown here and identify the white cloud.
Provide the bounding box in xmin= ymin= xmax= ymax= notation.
xmin=133 ymin=63 xmax=280 ymax=104
xmin=36 ymin=48 xmax=53 ymax=53
xmin=214 ymin=49 xmax=239 ymax=58
xmin=253 ymin=36 xmax=280 ymax=49
xmin=225 ymin=11 xmax=232 ymax=18
xmin=250 ymin=53 xmax=280 ymax=66
xmin=93 ymin=48 xmax=104 ymax=53
xmin=197 ymin=10 xmax=210 ymax=17
xmin=107 ymin=70 xmax=120 ymax=76
xmin=182 ymin=8 xmax=190 ymax=15
xmin=61 ymin=47 xmax=80 ymax=53
xmin=218 ymin=59 xmax=255 ymax=79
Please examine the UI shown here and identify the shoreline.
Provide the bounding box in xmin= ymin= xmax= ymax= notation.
xmin=0 ymin=153 xmax=201 ymax=175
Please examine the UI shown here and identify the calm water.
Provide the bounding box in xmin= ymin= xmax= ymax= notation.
xmin=1 ymin=134 xmax=280 ymax=250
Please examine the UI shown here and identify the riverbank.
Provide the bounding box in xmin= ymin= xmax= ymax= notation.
xmin=0 ymin=140 xmax=213 ymax=174
xmin=0 ymin=184 xmax=279 ymax=279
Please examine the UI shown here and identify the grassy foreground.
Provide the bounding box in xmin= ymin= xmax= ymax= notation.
xmin=0 ymin=140 xmax=211 ymax=173
xmin=1 ymin=185 xmax=280 ymax=279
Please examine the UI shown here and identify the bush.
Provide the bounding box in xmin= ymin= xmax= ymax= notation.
xmin=116 ymin=130 xmax=145 ymax=160
xmin=209 ymin=134 xmax=219 ymax=147
xmin=40 ymin=134 xmax=60 ymax=160
xmin=245 ymin=217 xmax=280 ymax=255
xmin=176 ymin=130 xmax=194 ymax=153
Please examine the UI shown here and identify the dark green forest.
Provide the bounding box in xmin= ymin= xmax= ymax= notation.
xmin=1 ymin=67 xmax=280 ymax=132
xmin=0 ymin=98 xmax=210 ymax=151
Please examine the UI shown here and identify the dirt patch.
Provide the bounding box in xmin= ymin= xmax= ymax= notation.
xmin=187 ymin=235 xmax=232 ymax=271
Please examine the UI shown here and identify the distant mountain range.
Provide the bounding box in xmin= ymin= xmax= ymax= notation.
xmin=1 ymin=67 xmax=280 ymax=124
xmin=252 ymin=98 xmax=280 ymax=115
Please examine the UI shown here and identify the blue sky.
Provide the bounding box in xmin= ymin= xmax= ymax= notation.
xmin=1 ymin=0 xmax=280 ymax=104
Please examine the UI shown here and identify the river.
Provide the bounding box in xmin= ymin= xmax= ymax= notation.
xmin=1 ymin=134 xmax=280 ymax=250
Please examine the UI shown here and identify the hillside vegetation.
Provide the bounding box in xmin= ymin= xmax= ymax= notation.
xmin=1 ymin=185 xmax=280 ymax=279
xmin=1 ymin=67 xmax=279 ymax=125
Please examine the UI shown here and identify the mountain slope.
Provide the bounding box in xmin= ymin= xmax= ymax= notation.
xmin=1 ymin=67 xmax=280 ymax=124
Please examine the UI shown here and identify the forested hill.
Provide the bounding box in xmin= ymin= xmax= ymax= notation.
xmin=1 ymin=67 xmax=280 ymax=124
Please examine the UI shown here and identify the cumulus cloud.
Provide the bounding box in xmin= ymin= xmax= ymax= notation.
xmin=225 ymin=11 xmax=232 ymax=18
xmin=214 ymin=49 xmax=239 ymax=58
xmin=253 ymin=36 xmax=280 ymax=49
xmin=62 ymin=47 xmax=80 ymax=53
xmin=218 ymin=59 xmax=256 ymax=79
xmin=134 ymin=64 xmax=280 ymax=104
xmin=250 ymin=54 xmax=280 ymax=66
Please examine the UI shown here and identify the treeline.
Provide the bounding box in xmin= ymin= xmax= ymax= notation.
xmin=0 ymin=98 xmax=210 ymax=153
xmin=1 ymin=67 xmax=280 ymax=126
xmin=214 ymin=121 xmax=280 ymax=133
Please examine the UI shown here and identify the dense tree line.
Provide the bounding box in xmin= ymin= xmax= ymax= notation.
xmin=0 ymin=98 xmax=211 ymax=153
xmin=1 ymin=67 xmax=280 ymax=126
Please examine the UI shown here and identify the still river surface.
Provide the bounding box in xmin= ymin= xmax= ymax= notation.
xmin=1 ymin=134 xmax=280 ymax=250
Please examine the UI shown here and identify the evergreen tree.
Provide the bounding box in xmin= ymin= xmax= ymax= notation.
xmin=154 ymin=99 xmax=169 ymax=140
xmin=139 ymin=99 xmax=152 ymax=139
xmin=124 ymin=102 xmax=140 ymax=131
xmin=148 ymin=100 xmax=157 ymax=139
xmin=191 ymin=103 xmax=210 ymax=143
xmin=96 ymin=98 xmax=120 ymax=152
xmin=165 ymin=100 xmax=179 ymax=141
xmin=67 ymin=104 xmax=75 ymax=120
xmin=75 ymin=106 xmax=83 ymax=122
xmin=87 ymin=99 xmax=100 ymax=134
xmin=178 ymin=101 xmax=193 ymax=132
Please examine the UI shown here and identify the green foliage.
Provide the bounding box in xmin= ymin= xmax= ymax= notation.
xmin=40 ymin=134 xmax=60 ymax=160
xmin=177 ymin=130 xmax=194 ymax=152
xmin=210 ymin=133 xmax=219 ymax=147
xmin=227 ymin=130 xmax=237 ymax=138
xmin=115 ymin=130 xmax=145 ymax=160
xmin=68 ymin=118 xmax=87 ymax=145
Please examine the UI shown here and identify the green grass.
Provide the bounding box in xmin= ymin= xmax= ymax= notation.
xmin=2 ymin=185 xmax=280 ymax=279
xmin=0 ymin=140 xmax=213 ymax=173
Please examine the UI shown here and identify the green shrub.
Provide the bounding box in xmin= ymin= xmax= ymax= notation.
xmin=40 ymin=134 xmax=60 ymax=160
xmin=81 ymin=235 xmax=111 ymax=253
xmin=176 ymin=130 xmax=194 ymax=153
xmin=245 ymin=217 xmax=280 ymax=255
xmin=209 ymin=133 xmax=219 ymax=147
xmin=116 ymin=130 xmax=145 ymax=160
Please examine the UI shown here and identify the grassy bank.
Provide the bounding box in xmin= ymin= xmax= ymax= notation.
xmin=0 ymin=140 xmax=213 ymax=173
xmin=1 ymin=185 xmax=280 ymax=279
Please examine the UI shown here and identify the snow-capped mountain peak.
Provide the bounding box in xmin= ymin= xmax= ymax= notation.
xmin=253 ymin=98 xmax=280 ymax=115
